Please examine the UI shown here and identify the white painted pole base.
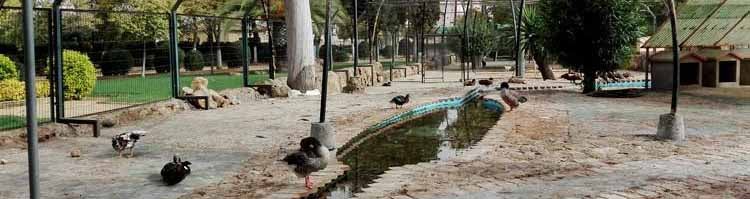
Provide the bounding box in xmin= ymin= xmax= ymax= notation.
xmin=311 ymin=122 xmax=336 ymax=151
xmin=657 ymin=113 xmax=686 ymax=141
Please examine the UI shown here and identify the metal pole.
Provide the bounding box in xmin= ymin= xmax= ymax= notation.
xmin=646 ymin=48 xmax=651 ymax=89
xmin=46 ymin=8 xmax=55 ymax=122
xmin=516 ymin=0 xmax=526 ymax=78
xmin=353 ymin=0 xmax=359 ymax=76
xmin=22 ymin=0 xmax=40 ymax=197
xmin=241 ymin=16 xmax=250 ymax=86
xmin=169 ymin=0 xmax=184 ymax=98
xmin=261 ymin=0 xmax=276 ymax=79
xmin=462 ymin=0 xmax=472 ymax=81
xmin=389 ymin=31 xmax=398 ymax=82
xmin=53 ymin=0 xmax=64 ymax=119
xmin=666 ymin=0 xmax=679 ymax=113
xmin=321 ymin=0 xmax=333 ymax=123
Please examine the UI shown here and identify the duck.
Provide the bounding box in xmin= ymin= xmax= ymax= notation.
xmin=161 ymin=155 xmax=192 ymax=185
xmin=463 ymin=79 xmax=476 ymax=86
xmin=390 ymin=94 xmax=410 ymax=109
xmin=282 ymin=137 xmax=330 ymax=189
xmin=111 ymin=130 xmax=146 ymax=158
xmin=478 ymin=78 xmax=494 ymax=87
xmin=382 ymin=82 xmax=392 ymax=87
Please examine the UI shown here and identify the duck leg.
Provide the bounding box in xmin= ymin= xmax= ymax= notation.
xmin=129 ymin=148 xmax=135 ymax=158
xmin=305 ymin=176 xmax=313 ymax=189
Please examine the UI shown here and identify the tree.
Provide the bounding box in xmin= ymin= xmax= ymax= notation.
xmin=517 ymin=7 xmax=555 ymax=80
xmin=115 ymin=0 xmax=169 ymax=77
xmin=284 ymin=0 xmax=318 ymax=91
xmin=447 ymin=10 xmax=498 ymax=69
xmin=540 ymin=0 xmax=643 ymax=93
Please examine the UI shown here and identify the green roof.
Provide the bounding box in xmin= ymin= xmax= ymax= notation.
xmin=643 ymin=0 xmax=750 ymax=48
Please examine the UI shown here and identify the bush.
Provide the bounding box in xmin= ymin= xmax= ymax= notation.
xmin=333 ymin=48 xmax=351 ymax=63
xmin=380 ymin=45 xmax=395 ymax=58
xmin=62 ymin=50 xmax=96 ymax=100
xmin=0 ymin=54 xmax=18 ymax=81
xmin=100 ymin=49 xmax=135 ymax=76
xmin=357 ymin=41 xmax=371 ymax=58
xmin=222 ymin=42 xmax=243 ymax=68
xmin=153 ymin=43 xmax=185 ymax=73
xmin=0 ymin=79 xmax=50 ymax=102
xmin=185 ymin=50 xmax=205 ymax=71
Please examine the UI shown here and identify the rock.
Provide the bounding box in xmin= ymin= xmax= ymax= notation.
xmin=343 ymin=76 xmax=366 ymax=94
xmin=304 ymin=89 xmax=321 ymax=96
xmin=508 ymin=76 xmax=526 ymax=84
xmin=70 ymin=149 xmax=81 ymax=158
xmin=288 ymin=90 xmax=303 ymax=97
xmin=182 ymin=87 xmax=194 ymax=95
xmin=100 ymin=117 xmax=117 ymax=128
xmin=325 ymin=71 xmax=341 ymax=94
xmin=266 ymin=79 xmax=290 ymax=98
xmin=0 ymin=159 xmax=7 ymax=165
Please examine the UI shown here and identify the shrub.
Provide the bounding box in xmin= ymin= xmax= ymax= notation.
xmin=222 ymin=42 xmax=243 ymax=68
xmin=380 ymin=45 xmax=395 ymax=58
xmin=62 ymin=50 xmax=96 ymax=100
xmin=357 ymin=41 xmax=371 ymax=58
xmin=0 ymin=54 xmax=18 ymax=81
xmin=185 ymin=50 xmax=205 ymax=71
xmin=153 ymin=43 xmax=185 ymax=73
xmin=333 ymin=47 xmax=351 ymax=63
xmin=0 ymin=79 xmax=50 ymax=101
xmin=100 ymin=49 xmax=135 ymax=76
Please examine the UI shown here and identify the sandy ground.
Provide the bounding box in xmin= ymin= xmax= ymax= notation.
xmin=2 ymin=68 xmax=744 ymax=199
xmin=350 ymin=87 xmax=750 ymax=199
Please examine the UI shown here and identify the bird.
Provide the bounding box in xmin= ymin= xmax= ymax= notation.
xmin=478 ymin=78 xmax=494 ymax=87
xmin=161 ymin=155 xmax=192 ymax=185
xmin=111 ymin=130 xmax=146 ymax=158
xmin=382 ymin=82 xmax=392 ymax=87
xmin=622 ymin=72 xmax=632 ymax=79
xmin=390 ymin=94 xmax=410 ymax=109
xmin=499 ymin=82 xmax=527 ymax=112
xmin=464 ymin=79 xmax=476 ymax=86
xmin=282 ymin=137 xmax=330 ymax=189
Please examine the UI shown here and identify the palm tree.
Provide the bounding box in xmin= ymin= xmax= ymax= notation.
xmin=506 ymin=7 xmax=555 ymax=80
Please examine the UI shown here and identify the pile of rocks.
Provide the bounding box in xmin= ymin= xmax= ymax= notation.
xmin=182 ymin=77 xmax=240 ymax=109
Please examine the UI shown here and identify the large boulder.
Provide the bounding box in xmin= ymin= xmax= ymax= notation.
xmin=263 ymin=78 xmax=290 ymax=98
xmin=343 ymin=76 xmax=366 ymax=94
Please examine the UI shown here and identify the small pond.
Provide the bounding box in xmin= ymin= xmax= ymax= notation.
xmin=315 ymin=99 xmax=502 ymax=199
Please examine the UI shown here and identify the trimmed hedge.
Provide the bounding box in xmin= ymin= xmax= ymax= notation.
xmin=380 ymin=45 xmax=395 ymax=58
xmin=153 ymin=43 xmax=185 ymax=73
xmin=318 ymin=45 xmax=351 ymax=62
xmin=0 ymin=54 xmax=18 ymax=81
xmin=101 ymin=49 xmax=135 ymax=76
xmin=0 ymin=79 xmax=50 ymax=102
xmin=185 ymin=50 xmax=205 ymax=71
xmin=62 ymin=50 xmax=96 ymax=100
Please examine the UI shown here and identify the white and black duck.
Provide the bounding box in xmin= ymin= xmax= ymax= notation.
xmin=111 ymin=130 xmax=146 ymax=158
xmin=282 ymin=137 xmax=330 ymax=189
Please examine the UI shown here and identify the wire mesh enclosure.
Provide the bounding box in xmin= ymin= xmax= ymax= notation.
xmin=0 ymin=7 xmax=53 ymax=130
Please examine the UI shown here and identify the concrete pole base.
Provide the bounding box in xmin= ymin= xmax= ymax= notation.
xmin=657 ymin=113 xmax=686 ymax=141
xmin=311 ymin=122 xmax=336 ymax=151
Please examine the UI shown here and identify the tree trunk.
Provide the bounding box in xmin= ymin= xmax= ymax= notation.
xmin=583 ymin=68 xmax=596 ymax=93
xmin=141 ymin=41 xmax=147 ymax=78
xmin=533 ymin=54 xmax=555 ymax=80
xmin=216 ymin=25 xmax=223 ymax=70
xmin=285 ymin=0 xmax=318 ymax=91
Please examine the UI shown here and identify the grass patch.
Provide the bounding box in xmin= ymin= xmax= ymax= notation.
xmin=93 ymin=73 xmax=285 ymax=104
xmin=0 ymin=115 xmax=50 ymax=131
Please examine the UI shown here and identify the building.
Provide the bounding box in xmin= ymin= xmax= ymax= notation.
xmin=643 ymin=0 xmax=750 ymax=89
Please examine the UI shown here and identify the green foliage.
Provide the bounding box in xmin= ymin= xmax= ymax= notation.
xmin=154 ymin=43 xmax=185 ymax=73
xmin=0 ymin=54 xmax=18 ymax=81
xmin=357 ymin=41 xmax=370 ymax=58
xmin=185 ymin=50 xmax=205 ymax=71
xmin=380 ymin=45 xmax=394 ymax=58
xmin=447 ymin=10 xmax=499 ymax=59
xmin=540 ymin=0 xmax=643 ymax=93
xmin=101 ymin=49 xmax=135 ymax=76
xmin=62 ymin=50 xmax=96 ymax=100
xmin=0 ymin=79 xmax=51 ymax=102
xmin=333 ymin=47 xmax=351 ymax=63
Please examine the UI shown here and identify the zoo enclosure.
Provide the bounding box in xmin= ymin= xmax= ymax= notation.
xmin=0 ymin=5 xmax=281 ymax=131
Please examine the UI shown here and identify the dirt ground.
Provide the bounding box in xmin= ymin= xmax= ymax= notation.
xmin=1 ymin=69 xmax=747 ymax=199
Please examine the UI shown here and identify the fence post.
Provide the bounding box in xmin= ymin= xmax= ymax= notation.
xmin=260 ymin=0 xmax=276 ymax=80
xmin=169 ymin=0 xmax=185 ymax=98
xmin=21 ymin=0 xmax=40 ymax=197
xmin=242 ymin=15 xmax=249 ymax=86
xmin=46 ymin=8 xmax=55 ymax=122
xmin=52 ymin=0 xmax=63 ymax=119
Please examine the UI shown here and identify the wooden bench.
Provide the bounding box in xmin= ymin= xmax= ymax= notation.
xmin=176 ymin=95 xmax=210 ymax=110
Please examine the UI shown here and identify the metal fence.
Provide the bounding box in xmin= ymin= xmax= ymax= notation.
xmin=0 ymin=7 xmax=53 ymax=131
xmin=0 ymin=6 xmax=281 ymax=131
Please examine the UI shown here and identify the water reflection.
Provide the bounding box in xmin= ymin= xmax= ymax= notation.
xmin=321 ymin=100 xmax=502 ymax=199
